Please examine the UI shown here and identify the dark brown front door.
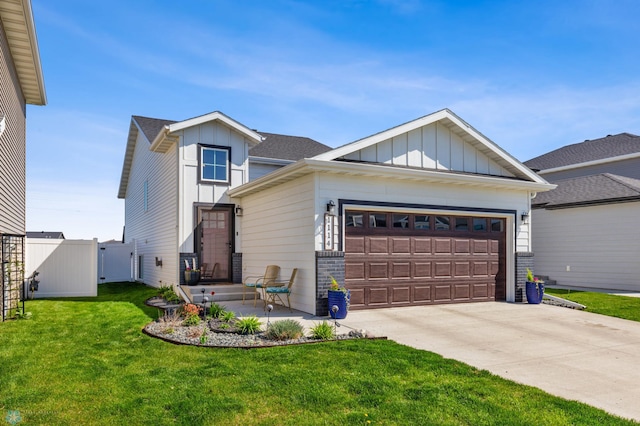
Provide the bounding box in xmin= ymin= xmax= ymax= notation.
xmin=344 ymin=211 xmax=506 ymax=309
xmin=199 ymin=208 xmax=232 ymax=281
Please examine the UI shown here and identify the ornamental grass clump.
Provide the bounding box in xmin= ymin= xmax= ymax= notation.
xmin=235 ymin=315 xmax=262 ymax=334
xmin=209 ymin=302 xmax=226 ymax=319
xmin=310 ymin=321 xmax=335 ymax=340
xmin=265 ymin=319 xmax=304 ymax=341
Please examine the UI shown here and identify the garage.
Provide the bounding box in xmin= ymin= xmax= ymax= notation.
xmin=344 ymin=210 xmax=506 ymax=309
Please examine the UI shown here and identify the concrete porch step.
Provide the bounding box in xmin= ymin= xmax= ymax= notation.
xmin=182 ymin=284 xmax=246 ymax=303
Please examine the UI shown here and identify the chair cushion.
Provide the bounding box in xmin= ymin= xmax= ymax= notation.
xmin=266 ymin=287 xmax=290 ymax=294
xmin=244 ymin=282 xmax=258 ymax=288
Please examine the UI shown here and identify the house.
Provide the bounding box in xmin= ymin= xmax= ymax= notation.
xmin=524 ymin=133 xmax=640 ymax=291
xmin=0 ymin=0 xmax=47 ymax=320
xmin=118 ymin=108 xmax=553 ymax=315
xmin=26 ymin=231 xmax=65 ymax=239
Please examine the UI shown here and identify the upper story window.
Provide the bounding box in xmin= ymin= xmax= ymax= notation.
xmin=200 ymin=145 xmax=230 ymax=183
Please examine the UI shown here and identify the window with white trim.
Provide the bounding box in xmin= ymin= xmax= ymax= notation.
xmin=200 ymin=146 xmax=230 ymax=183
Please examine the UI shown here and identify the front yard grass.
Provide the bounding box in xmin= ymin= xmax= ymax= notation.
xmin=546 ymin=288 xmax=640 ymax=322
xmin=0 ymin=283 xmax=635 ymax=425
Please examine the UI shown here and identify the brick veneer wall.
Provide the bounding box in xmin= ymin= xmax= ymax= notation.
xmin=179 ymin=252 xmax=197 ymax=285
xmin=315 ymin=251 xmax=345 ymax=316
xmin=515 ymin=252 xmax=534 ymax=302
xmin=232 ymin=253 xmax=242 ymax=283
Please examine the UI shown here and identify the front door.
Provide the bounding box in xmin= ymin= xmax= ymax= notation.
xmin=198 ymin=207 xmax=232 ymax=281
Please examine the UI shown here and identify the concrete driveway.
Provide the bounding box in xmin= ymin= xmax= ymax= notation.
xmin=341 ymin=302 xmax=640 ymax=422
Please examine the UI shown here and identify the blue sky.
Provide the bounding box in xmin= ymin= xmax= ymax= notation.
xmin=26 ymin=0 xmax=640 ymax=241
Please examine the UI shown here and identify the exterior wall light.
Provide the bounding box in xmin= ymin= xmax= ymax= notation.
xmin=521 ymin=211 xmax=529 ymax=222
xmin=326 ymin=200 xmax=336 ymax=214
xmin=235 ymin=205 xmax=243 ymax=216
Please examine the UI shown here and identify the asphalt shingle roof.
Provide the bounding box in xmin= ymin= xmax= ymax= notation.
xmin=133 ymin=116 xmax=176 ymax=142
xmin=532 ymin=173 xmax=640 ymax=208
xmin=250 ymin=132 xmax=331 ymax=161
xmin=524 ymin=133 xmax=640 ymax=171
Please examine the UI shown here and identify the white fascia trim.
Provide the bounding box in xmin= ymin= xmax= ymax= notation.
xmin=248 ymin=156 xmax=295 ymax=166
xmin=538 ymin=152 xmax=640 ymax=174
xmin=167 ymin=111 xmax=263 ymax=143
xmin=229 ymin=158 xmax=556 ymax=198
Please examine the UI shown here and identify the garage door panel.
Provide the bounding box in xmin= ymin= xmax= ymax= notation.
xmin=391 ymin=262 xmax=410 ymax=278
xmin=345 ymin=262 xmax=365 ymax=280
xmin=413 ymin=238 xmax=432 ymax=253
xmin=368 ymin=237 xmax=389 ymax=254
xmin=473 ymin=283 xmax=489 ymax=299
xmin=454 ymin=239 xmax=470 ymax=254
xmin=369 ymin=262 xmax=388 ymax=279
xmin=434 ymin=285 xmax=452 ymax=301
xmin=434 ymin=261 xmax=452 ymax=277
xmin=344 ymin=210 xmax=505 ymax=309
xmin=414 ymin=285 xmax=432 ymax=302
xmin=348 ymin=288 xmax=366 ymax=308
xmin=345 ymin=236 xmax=365 ymax=253
xmin=413 ymin=262 xmax=432 ymax=278
xmin=391 ymin=286 xmax=411 ymax=304
xmin=369 ymin=287 xmax=389 ymax=305
xmin=391 ymin=238 xmax=410 ymax=253
xmin=434 ymin=238 xmax=452 ymax=254
xmin=454 ymin=261 xmax=470 ymax=277
xmin=454 ymin=283 xmax=471 ymax=300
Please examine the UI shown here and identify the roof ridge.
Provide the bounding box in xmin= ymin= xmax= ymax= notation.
xmin=602 ymin=173 xmax=640 ymax=194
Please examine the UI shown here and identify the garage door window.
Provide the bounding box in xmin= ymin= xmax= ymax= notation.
xmin=455 ymin=217 xmax=469 ymax=231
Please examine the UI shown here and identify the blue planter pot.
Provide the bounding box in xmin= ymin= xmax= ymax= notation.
xmin=328 ymin=290 xmax=350 ymax=319
xmin=525 ymin=281 xmax=544 ymax=304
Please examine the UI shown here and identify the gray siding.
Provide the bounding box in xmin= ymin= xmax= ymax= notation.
xmin=0 ymin=20 xmax=27 ymax=235
xmin=542 ymin=157 xmax=640 ymax=182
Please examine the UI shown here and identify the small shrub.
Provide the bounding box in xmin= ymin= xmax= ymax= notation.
xmin=200 ymin=328 xmax=209 ymax=344
xmin=310 ymin=321 xmax=335 ymax=340
xmin=221 ymin=310 xmax=236 ymax=323
xmin=235 ymin=315 xmax=262 ymax=335
xmin=209 ymin=303 xmax=227 ymax=319
xmin=158 ymin=310 xmax=181 ymax=327
xmin=183 ymin=314 xmax=201 ymax=326
xmin=219 ymin=323 xmax=230 ymax=330
xmin=163 ymin=327 xmax=175 ymax=335
xmin=181 ymin=303 xmax=201 ymax=318
xmin=266 ymin=319 xmax=304 ymax=341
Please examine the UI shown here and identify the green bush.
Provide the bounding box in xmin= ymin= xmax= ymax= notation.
xmin=182 ymin=314 xmax=201 ymax=326
xmin=235 ymin=315 xmax=262 ymax=335
xmin=310 ymin=321 xmax=335 ymax=340
xmin=221 ymin=310 xmax=236 ymax=323
xmin=266 ymin=319 xmax=304 ymax=341
xmin=209 ymin=303 xmax=227 ymax=319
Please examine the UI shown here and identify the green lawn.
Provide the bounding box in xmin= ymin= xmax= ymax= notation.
xmin=0 ymin=283 xmax=635 ymax=425
xmin=546 ymin=288 xmax=640 ymax=322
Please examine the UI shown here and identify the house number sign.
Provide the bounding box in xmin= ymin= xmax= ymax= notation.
xmin=324 ymin=213 xmax=338 ymax=251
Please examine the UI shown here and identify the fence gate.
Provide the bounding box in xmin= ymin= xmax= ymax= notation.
xmin=2 ymin=234 xmax=25 ymax=321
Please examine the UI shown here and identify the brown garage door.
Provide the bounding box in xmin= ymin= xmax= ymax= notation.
xmin=344 ymin=211 xmax=506 ymax=309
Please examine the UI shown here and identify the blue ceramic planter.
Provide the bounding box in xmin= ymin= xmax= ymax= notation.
xmin=328 ymin=289 xmax=350 ymax=319
xmin=525 ymin=281 xmax=544 ymax=304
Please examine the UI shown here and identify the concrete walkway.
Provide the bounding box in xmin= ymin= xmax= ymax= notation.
xmin=219 ymin=300 xmax=640 ymax=421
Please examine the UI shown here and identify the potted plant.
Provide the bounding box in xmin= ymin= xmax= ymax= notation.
xmin=327 ymin=275 xmax=350 ymax=319
xmin=525 ymin=268 xmax=545 ymax=304
xmin=184 ymin=258 xmax=200 ymax=286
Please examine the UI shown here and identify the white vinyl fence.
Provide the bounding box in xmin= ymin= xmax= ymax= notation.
xmin=25 ymin=238 xmax=98 ymax=298
xmin=98 ymin=241 xmax=135 ymax=283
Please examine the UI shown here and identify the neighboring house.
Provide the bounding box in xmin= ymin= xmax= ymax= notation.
xmin=524 ymin=133 xmax=640 ymax=291
xmin=26 ymin=231 xmax=65 ymax=239
xmin=119 ymin=108 xmax=553 ymax=315
xmin=0 ymin=0 xmax=47 ymax=320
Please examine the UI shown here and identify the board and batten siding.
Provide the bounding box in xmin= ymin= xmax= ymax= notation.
xmin=239 ymin=174 xmax=317 ymax=314
xmin=532 ymin=202 xmax=640 ymax=291
xmin=342 ymin=122 xmax=515 ymax=178
xmin=178 ymin=121 xmax=251 ymax=252
xmin=0 ymin=22 xmax=27 ymax=235
xmin=124 ymin=130 xmax=178 ymax=287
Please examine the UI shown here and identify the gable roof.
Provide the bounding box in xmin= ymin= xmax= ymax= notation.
xmin=524 ymin=133 xmax=640 ymax=172
xmin=0 ymin=0 xmax=46 ymax=105
xmin=230 ymin=109 xmax=555 ymax=198
xmin=532 ymin=173 xmax=640 ymax=209
xmin=249 ymin=132 xmax=331 ymax=161
xmin=313 ymin=108 xmax=546 ymax=184
xmin=132 ymin=115 xmax=176 ymax=143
